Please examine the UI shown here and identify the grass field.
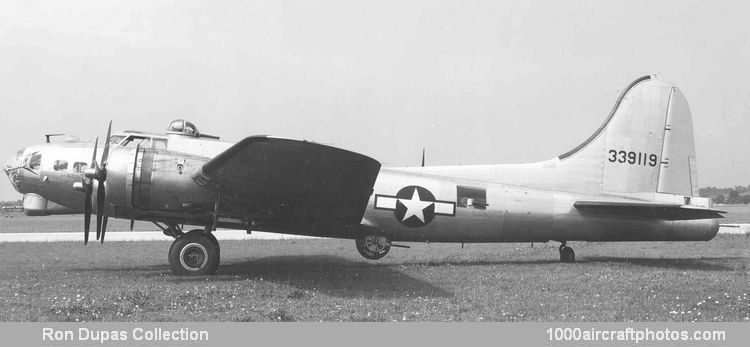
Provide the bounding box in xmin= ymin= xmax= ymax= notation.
xmin=0 ymin=213 xmax=155 ymax=233
xmin=0 ymin=235 xmax=748 ymax=322
xmin=717 ymin=204 xmax=750 ymax=224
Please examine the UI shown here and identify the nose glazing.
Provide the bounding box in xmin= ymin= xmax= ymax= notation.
xmin=5 ymin=148 xmax=25 ymax=193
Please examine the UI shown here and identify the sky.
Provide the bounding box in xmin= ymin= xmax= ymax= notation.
xmin=0 ymin=0 xmax=748 ymax=201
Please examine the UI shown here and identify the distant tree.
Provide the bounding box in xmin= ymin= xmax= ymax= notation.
xmin=714 ymin=195 xmax=725 ymax=204
xmin=0 ymin=199 xmax=22 ymax=207
xmin=728 ymin=190 xmax=740 ymax=203
xmin=742 ymin=195 xmax=750 ymax=205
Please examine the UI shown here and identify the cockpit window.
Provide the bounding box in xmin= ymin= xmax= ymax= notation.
xmin=121 ymin=136 xmax=152 ymax=148
xmin=53 ymin=160 xmax=68 ymax=171
xmin=109 ymin=135 xmax=125 ymax=145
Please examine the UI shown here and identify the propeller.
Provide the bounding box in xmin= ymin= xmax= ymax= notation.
xmin=72 ymin=137 xmax=97 ymax=245
xmin=80 ymin=121 xmax=112 ymax=244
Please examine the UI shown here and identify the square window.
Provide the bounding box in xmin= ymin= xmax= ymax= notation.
xmin=457 ymin=185 xmax=487 ymax=209
xmin=53 ymin=160 xmax=68 ymax=171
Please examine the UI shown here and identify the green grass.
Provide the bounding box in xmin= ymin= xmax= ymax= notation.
xmin=719 ymin=205 xmax=750 ymax=224
xmin=0 ymin=236 xmax=748 ymax=322
xmin=0 ymin=214 xmax=155 ymax=233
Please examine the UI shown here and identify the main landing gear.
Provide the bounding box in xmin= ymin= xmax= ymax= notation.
xmin=356 ymin=235 xmax=391 ymax=260
xmin=168 ymin=229 xmax=220 ymax=276
xmin=559 ymin=242 xmax=575 ymax=263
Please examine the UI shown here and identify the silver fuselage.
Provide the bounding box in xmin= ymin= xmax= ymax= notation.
xmin=5 ymin=139 xmax=718 ymax=243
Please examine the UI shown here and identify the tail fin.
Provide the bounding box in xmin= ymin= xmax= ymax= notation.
xmin=556 ymin=75 xmax=698 ymax=196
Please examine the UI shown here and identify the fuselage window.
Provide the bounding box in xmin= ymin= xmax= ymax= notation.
xmin=457 ymin=186 xmax=487 ymax=209
xmin=73 ymin=162 xmax=88 ymax=173
xmin=53 ymin=160 xmax=68 ymax=171
xmin=28 ymin=153 xmax=42 ymax=171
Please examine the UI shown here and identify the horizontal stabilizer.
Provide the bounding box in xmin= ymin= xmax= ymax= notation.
xmin=574 ymin=200 xmax=726 ymax=220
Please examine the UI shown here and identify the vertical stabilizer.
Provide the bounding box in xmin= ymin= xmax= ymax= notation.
xmin=555 ymin=76 xmax=699 ymax=196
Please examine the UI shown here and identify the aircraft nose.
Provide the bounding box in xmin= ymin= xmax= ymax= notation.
xmin=4 ymin=155 xmax=16 ymax=173
xmin=5 ymin=148 xmax=25 ymax=193
xmin=5 ymin=148 xmax=22 ymax=171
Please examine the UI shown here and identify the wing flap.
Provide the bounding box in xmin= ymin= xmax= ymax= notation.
xmin=194 ymin=136 xmax=381 ymax=235
xmin=574 ymin=200 xmax=726 ymax=220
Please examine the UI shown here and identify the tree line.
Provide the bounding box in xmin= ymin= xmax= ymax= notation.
xmin=0 ymin=199 xmax=23 ymax=208
xmin=699 ymin=185 xmax=750 ymax=204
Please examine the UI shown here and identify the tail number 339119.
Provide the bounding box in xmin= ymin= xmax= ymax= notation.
xmin=608 ymin=149 xmax=657 ymax=167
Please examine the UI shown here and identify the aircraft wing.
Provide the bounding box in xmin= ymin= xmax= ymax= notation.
xmin=574 ymin=200 xmax=726 ymax=220
xmin=193 ymin=136 xmax=381 ymax=236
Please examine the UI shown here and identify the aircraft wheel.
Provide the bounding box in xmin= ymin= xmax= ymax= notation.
xmin=356 ymin=235 xmax=391 ymax=260
xmin=559 ymin=246 xmax=575 ymax=263
xmin=168 ymin=231 xmax=220 ymax=276
xmin=168 ymin=230 xmax=219 ymax=259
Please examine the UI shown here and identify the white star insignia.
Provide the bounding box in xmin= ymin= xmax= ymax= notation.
xmin=398 ymin=188 xmax=433 ymax=223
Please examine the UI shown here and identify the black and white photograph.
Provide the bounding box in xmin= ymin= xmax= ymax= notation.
xmin=0 ymin=0 xmax=748 ymax=345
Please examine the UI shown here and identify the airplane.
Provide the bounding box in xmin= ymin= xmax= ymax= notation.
xmin=3 ymin=75 xmax=725 ymax=276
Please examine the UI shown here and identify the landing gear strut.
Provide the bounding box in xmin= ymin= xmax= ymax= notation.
xmin=168 ymin=229 xmax=220 ymax=276
xmin=356 ymin=235 xmax=391 ymax=260
xmin=152 ymin=221 xmax=184 ymax=238
xmin=559 ymin=242 xmax=575 ymax=263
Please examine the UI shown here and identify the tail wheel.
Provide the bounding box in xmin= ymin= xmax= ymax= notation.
xmin=168 ymin=231 xmax=220 ymax=276
xmin=356 ymin=235 xmax=391 ymax=260
xmin=559 ymin=245 xmax=575 ymax=263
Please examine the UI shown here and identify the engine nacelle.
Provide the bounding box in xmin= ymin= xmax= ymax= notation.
xmin=22 ymin=193 xmax=78 ymax=216
xmin=106 ymin=147 xmax=214 ymax=214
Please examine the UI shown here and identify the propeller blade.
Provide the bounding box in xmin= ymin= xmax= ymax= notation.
xmin=91 ymin=136 xmax=98 ymax=166
xmin=84 ymin=191 xmax=92 ymax=245
xmin=95 ymin=213 xmax=101 ymax=240
xmin=101 ymin=121 xmax=112 ymax=166
xmin=100 ymin=216 xmax=108 ymax=244
xmin=96 ymin=180 xmax=105 ymax=240
xmin=83 ymin=137 xmax=99 ymax=246
xmin=87 ymin=123 xmax=113 ymax=243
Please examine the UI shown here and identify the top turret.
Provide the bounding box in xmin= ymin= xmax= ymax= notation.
xmin=166 ymin=119 xmax=200 ymax=137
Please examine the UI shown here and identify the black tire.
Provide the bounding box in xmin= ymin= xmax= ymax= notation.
xmin=168 ymin=232 xmax=220 ymax=276
xmin=169 ymin=230 xmax=219 ymax=261
xmin=355 ymin=236 xmax=391 ymax=260
xmin=559 ymin=246 xmax=575 ymax=263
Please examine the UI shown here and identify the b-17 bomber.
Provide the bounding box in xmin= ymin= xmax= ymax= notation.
xmin=3 ymin=75 xmax=724 ymax=276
